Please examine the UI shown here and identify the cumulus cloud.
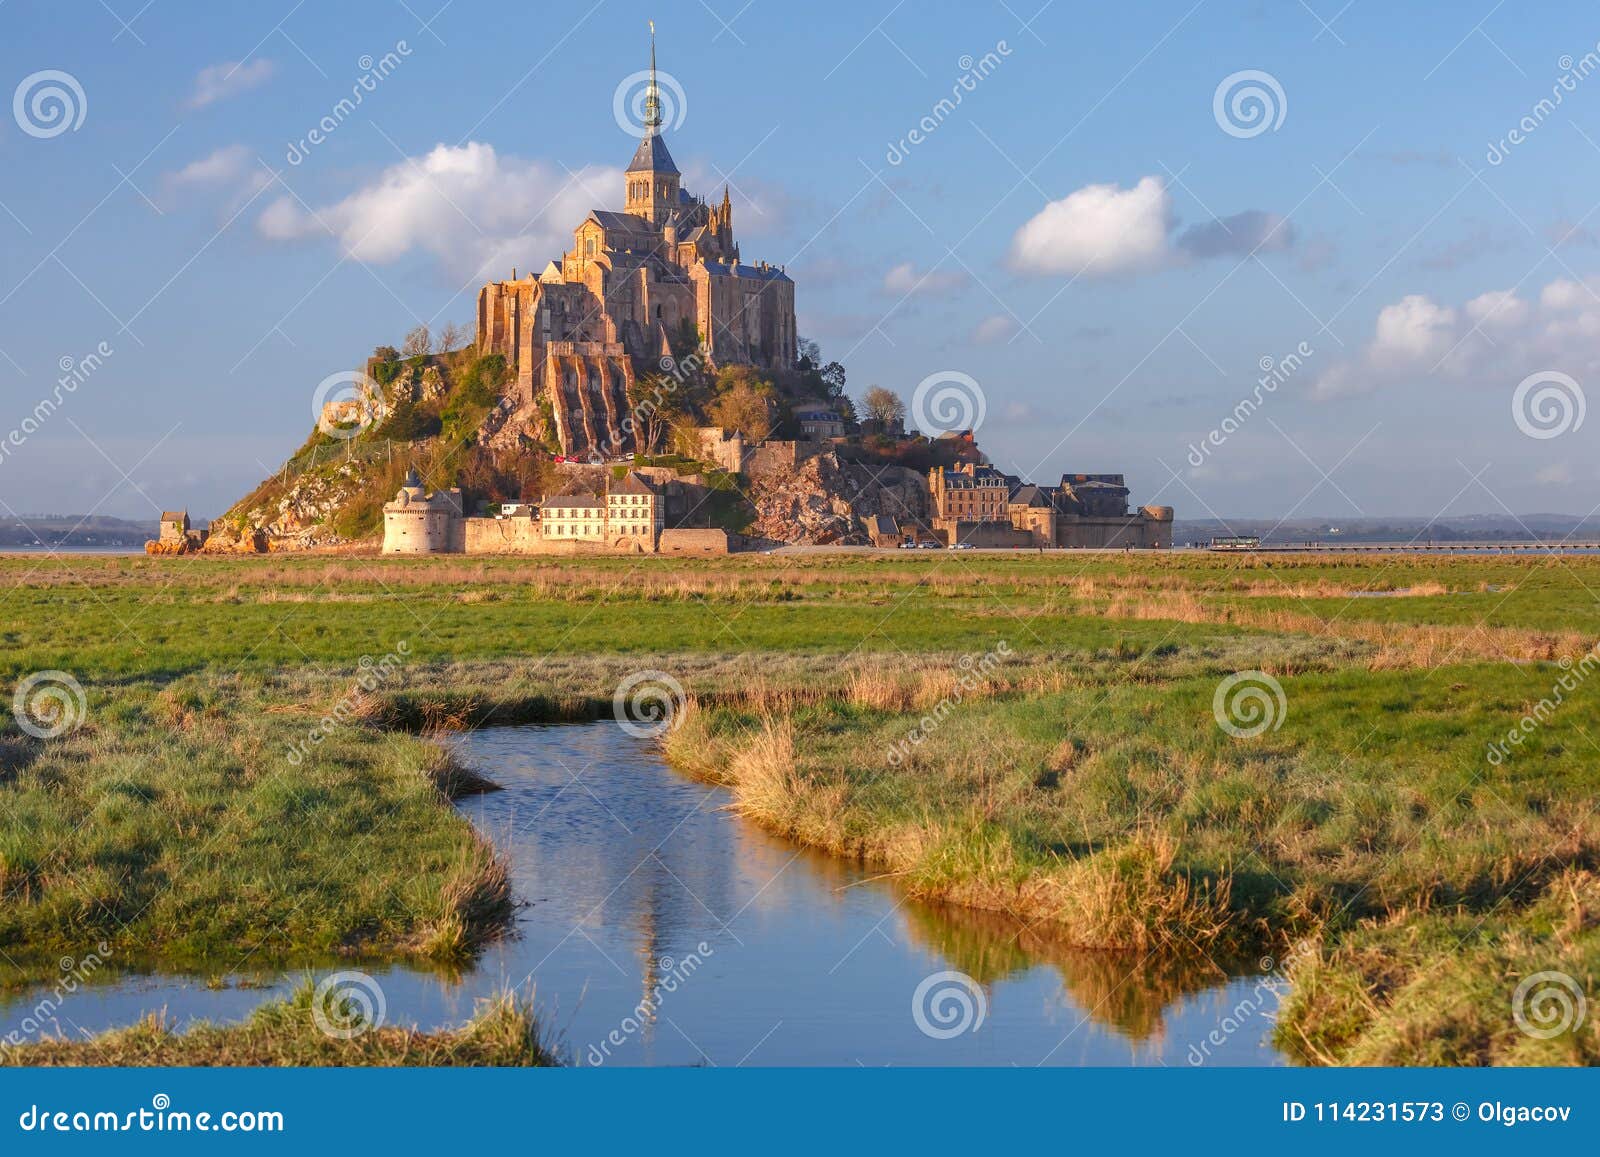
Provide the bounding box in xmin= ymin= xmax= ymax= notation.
xmin=257 ymin=142 xmax=623 ymax=278
xmin=1007 ymin=177 xmax=1291 ymax=278
xmin=881 ymin=261 xmax=966 ymax=296
xmin=1311 ymin=277 xmax=1600 ymax=400
xmin=971 ymin=314 xmax=1017 ymax=343
xmin=186 ymin=59 xmax=275 ymax=109
xmin=1007 ymin=176 xmax=1172 ymax=277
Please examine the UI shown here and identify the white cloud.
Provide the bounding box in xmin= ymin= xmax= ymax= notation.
xmin=1007 ymin=176 xmax=1172 ymax=277
xmin=971 ymin=314 xmax=1016 ymax=343
xmin=1536 ymin=462 xmax=1573 ymax=485
xmin=1538 ymin=278 xmax=1600 ymax=311
xmin=1311 ymin=279 xmax=1600 ymax=400
xmin=257 ymin=142 xmax=622 ymax=278
xmin=165 ymin=145 xmax=252 ymax=188
xmin=1007 ymin=176 xmax=1292 ymax=278
xmin=1465 ymin=289 xmax=1530 ymax=329
xmin=1369 ymin=295 xmax=1457 ymax=366
xmin=186 ymin=59 xmax=276 ymax=109
xmin=881 ymin=261 xmax=966 ymax=296
xmin=160 ymin=145 xmax=271 ymax=212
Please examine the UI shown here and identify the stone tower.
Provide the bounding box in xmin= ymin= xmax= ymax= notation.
xmin=623 ymin=25 xmax=680 ymax=225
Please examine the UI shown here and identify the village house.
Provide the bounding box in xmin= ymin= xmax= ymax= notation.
xmin=606 ymin=470 xmax=665 ymax=545
xmin=540 ymin=494 xmax=607 ymax=540
xmin=928 ymin=463 xmax=1171 ymax=549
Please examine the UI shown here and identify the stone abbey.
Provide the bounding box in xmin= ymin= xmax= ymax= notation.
xmin=475 ymin=32 xmax=796 ymax=459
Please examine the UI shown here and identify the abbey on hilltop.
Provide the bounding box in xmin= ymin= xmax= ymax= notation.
xmin=475 ymin=29 xmax=797 ymax=458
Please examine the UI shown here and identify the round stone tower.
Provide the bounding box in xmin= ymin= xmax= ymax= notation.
xmin=382 ymin=469 xmax=463 ymax=554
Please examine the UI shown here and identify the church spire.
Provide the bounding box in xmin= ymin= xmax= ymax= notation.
xmin=643 ymin=20 xmax=663 ymax=135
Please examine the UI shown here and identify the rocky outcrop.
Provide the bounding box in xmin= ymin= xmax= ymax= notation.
xmin=230 ymin=461 xmax=369 ymax=550
xmin=746 ymin=449 xmax=929 ymax=544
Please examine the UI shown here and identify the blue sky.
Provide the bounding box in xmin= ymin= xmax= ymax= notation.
xmin=3 ymin=0 xmax=1600 ymax=522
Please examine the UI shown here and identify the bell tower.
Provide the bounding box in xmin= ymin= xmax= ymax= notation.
xmin=623 ymin=22 xmax=680 ymax=224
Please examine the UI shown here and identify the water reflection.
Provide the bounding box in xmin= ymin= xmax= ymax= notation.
xmin=0 ymin=722 xmax=1285 ymax=1066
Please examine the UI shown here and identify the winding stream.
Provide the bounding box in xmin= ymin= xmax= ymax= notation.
xmin=1 ymin=722 xmax=1286 ymax=1066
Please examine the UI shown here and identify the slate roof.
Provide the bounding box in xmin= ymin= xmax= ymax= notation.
xmin=1009 ymin=484 xmax=1053 ymax=508
xmin=938 ymin=466 xmax=1007 ymax=490
xmin=626 ymin=133 xmax=680 ymax=175
xmin=542 ymin=494 xmax=604 ymax=510
xmin=587 ymin=210 xmax=655 ymax=234
xmin=609 ymin=471 xmax=660 ymax=496
xmin=698 ymin=260 xmax=792 ymax=282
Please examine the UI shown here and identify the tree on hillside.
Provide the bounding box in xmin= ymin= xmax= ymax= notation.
xmin=626 ymin=371 xmax=687 ymax=453
xmin=797 ymin=337 xmax=821 ymax=371
xmin=372 ymin=344 xmax=400 ymax=363
xmin=436 ymin=322 xmax=465 ymax=353
xmin=707 ymin=381 xmax=774 ymax=442
xmin=402 ymin=324 xmax=431 ymax=359
xmin=862 ymin=385 xmax=905 ymax=426
xmin=819 ymin=360 xmax=847 ymax=398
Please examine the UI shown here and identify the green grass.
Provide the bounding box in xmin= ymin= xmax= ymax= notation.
xmin=1 ymin=549 xmax=1596 ymax=1064
xmin=1 ymin=982 xmax=558 ymax=1066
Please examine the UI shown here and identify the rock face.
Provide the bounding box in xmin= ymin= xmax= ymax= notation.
xmin=231 ymin=460 xmax=371 ymax=550
xmin=746 ymin=449 xmax=929 ymax=544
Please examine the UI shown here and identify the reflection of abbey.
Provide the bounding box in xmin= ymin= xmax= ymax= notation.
xmin=475 ymin=35 xmax=795 ymax=459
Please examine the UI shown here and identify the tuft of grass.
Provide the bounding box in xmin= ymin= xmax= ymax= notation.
xmin=2 ymin=982 xmax=559 ymax=1067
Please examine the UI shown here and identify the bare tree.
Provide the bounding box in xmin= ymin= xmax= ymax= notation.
xmin=862 ymin=385 xmax=906 ymax=426
xmin=437 ymin=322 xmax=464 ymax=353
xmin=402 ymin=324 xmax=431 ymax=359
